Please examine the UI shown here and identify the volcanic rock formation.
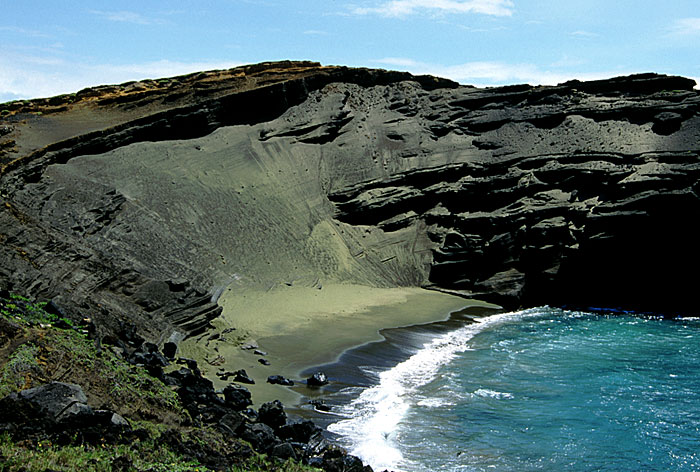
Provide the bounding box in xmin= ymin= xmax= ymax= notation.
xmin=1 ymin=61 xmax=699 ymax=340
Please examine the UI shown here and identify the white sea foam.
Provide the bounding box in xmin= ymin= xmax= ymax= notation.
xmin=473 ymin=388 xmax=514 ymax=399
xmin=416 ymin=397 xmax=452 ymax=408
xmin=327 ymin=307 xmax=547 ymax=471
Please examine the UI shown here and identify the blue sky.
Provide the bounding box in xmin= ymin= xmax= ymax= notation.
xmin=2 ymin=0 xmax=699 ymax=102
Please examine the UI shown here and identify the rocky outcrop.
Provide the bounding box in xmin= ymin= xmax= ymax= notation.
xmin=327 ymin=75 xmax=700 ymax=313
xmin=0 ymin=359 xmax=369 ymax=471
xmin=0 ymin=382 xmax=133 ymax=445
xmin=1 ymin=62 xmax=699 ymax=340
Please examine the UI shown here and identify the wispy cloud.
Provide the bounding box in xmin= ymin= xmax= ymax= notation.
xmin=570 ymin=30 xmax=599 ymax=39
xmin=0 ymin=25 xmax=52 ymax=38
xmin=351 ymin=0 xmax=515 ymax=18
xmin=669 ymin=17 xmax=700 ymax=36
xmin=371 ymin=57 xmax=635 ymax=87
xmin=90 ymin=10 xmax=168 ymax=26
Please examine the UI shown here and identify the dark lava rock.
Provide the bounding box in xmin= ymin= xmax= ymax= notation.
xmin=93 ymin=410 xmax=130 ymax=428
xmin=270 ymin=442 xmax=297 ymax=461
xmin=162 ymin=341 xmax=178 ymax=359
xmin=216 ymin=411 xmax=245 ymax=436
xmin=267 ymin=375 xmax=294 ymax=386
xmin=222 ymin=384 xmax=253 ymax=411
xmin=309 ymin=399 xmax=331 ymax=412
xmin=316 ymin=447 xmax=372 ymax=472
xmin=652 ymin=111 xmax=685 ymax=135
xmin=306 ymin=372 xmax=329 ymax=387
xmin=44 ymin=299 xmax=67 ymax=319
xmin=232 ymin=369 xmax=255 ymax=384
xmin=278 ymin=420 xmax=323 ymax=444
xmin=117 ymin=321 xmax=144 ymax=348
xmin=241 ymin=408 xmax=258 ymax=422
xmin=176 ymin=357 xmax=200 ymax=372
xmin=161 ymin=426 xmax=254 ymax=471
xmin=129 ymin=347 xmax=169 ymax=379
xmin=0 ymin=382 xmax=133 ymax=445
xmin=16 ymin=382 xmax=89 ymax=421
xmin=258 ymin=399 xmax=287 ymax=430
xmin=239 ymin=422 xmax=279 ymax=453
xmin=257 ymin=358 xmax=271 ymax=366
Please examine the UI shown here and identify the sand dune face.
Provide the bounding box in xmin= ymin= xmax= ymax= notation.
xmin=1 ymin=62 xmax=699 ymax=339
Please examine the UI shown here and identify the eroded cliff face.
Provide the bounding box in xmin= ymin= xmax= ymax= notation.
xmin=1 ymin=61 xmax=698 ymax=339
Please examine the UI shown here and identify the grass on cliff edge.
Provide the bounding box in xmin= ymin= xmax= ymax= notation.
xmin=0 ymin=294 xmax=321 ymax=472
xmin=0 ymin=433 xmax=319 ymax=472
xmin=0 ymin=294 xmax=183 ymax=418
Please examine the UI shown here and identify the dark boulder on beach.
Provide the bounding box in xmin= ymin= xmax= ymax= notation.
xmin=232 ymin=369 xmax=255 ymax=384
xmin=267 ymin=375 xmax=295 ymax=386
xmin=309 ymin=399 xmax=332 ymax=412
xmin=306 ymin=372 xmax=329 ymax=387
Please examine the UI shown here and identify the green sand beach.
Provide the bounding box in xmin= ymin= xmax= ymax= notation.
xmin=180 ymin=284 xmax=494 ymax=407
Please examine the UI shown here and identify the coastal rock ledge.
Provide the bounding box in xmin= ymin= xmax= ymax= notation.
xmin=1 ymin=61 xmax=699 ymax=339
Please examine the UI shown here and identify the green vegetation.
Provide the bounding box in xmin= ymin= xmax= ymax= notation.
xmin=0 ymin=432 xmax=204 ymax=472
xmin=0 ymin=293 xmax=324 ymax=471
xmin=0 ymin=334 xmax=183 ymax=419
xmin=0 ymin=432 xmax=322 ymax=471
xmin=0 ymin=344 xmax=40 ymax=398
xmin=0 ymin=292 xmax=185 ymax=421
xmin=1 ymin=294 xmax=75 ymax=328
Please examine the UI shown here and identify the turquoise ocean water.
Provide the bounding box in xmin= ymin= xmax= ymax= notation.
xmin=325 ymin=307 xmax=700 ymax=471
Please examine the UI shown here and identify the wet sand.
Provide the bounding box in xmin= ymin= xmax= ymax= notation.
xmin=179 ymin=283 xmax=495 ymax=407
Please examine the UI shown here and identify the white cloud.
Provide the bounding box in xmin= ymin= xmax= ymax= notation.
xmin=90 ymin=10 xmax=167 ymax=26
xmin=374 ymin=57 xmax=423 ymax=67
xmin=669 ymin=17 xmax=700 ymax=36
xmin=549 ymin=55 xmax=587 ymax=68
xmin=0 ymin=26 xmax=52 ymax=38
xmin=370 ymin=57 xmax=634 ymax=87
xmin=351 ymin=0 xmax=514 ymax=17
xmin=0 ymin=54 xmax=242 ymax=102
xmin=570 ymin=30 xmax=599 ymax=39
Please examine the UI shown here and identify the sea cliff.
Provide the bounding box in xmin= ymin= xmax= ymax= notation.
xmin=1 ymin=61 xmax=698 ymax=341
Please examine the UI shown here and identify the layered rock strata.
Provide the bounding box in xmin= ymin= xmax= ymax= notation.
xmin=1 ymin=62 xmax=699 ymax=340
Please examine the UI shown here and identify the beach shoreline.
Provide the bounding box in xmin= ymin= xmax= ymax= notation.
xmin=179 ymin=283 xmax=498 ymax=409
xmin=297 ymin=302 xmax=504 ymax=432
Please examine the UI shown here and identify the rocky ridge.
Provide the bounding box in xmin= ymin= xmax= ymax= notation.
xmin=1 ymin=62 xmax=699 ymax=345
